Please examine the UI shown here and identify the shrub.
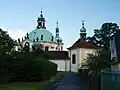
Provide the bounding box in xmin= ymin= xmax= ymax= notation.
xmin=8 ymin=52 xmax=57 ymax=82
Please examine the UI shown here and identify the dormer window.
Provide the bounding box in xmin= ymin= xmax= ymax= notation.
xmin=51 ymin=36 xmax=54 ymax=41
xmin=41 ymin=35 xmax=43 ymax=40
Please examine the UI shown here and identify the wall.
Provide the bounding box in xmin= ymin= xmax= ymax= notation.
xmin=110 ymin=37 xmax=117 ymax=60
xmin=41 ymin=42 xmax=63 ymax=51
xmin=69 ymin=48 xmax=81 ymax=72
xmin=22 ymin=39 xmax=34 ymax=51
xmin=79 ymin=48 xmax=96 ymax=68
xmin=69 ymin=48 xmax=96 ymax=72
xmin=49 ymin=60 xmax=70 ymax=71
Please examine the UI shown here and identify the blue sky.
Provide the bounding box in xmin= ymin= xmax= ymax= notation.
xmin=0 ymin=0 xmax=120 ymax=49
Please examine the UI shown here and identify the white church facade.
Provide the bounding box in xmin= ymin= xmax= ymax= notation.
xmin=68 ymin=21 xmax=97 ymax=72
xmin=16 ymin=10 xmax=97 ymax=72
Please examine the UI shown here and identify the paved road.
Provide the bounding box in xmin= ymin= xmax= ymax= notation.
xmin=45 ymin=73 xmax=87 ymax=90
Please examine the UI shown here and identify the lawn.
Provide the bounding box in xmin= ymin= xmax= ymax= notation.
xmin=0 ymin=73 xmax=61 ymax=90
xmin=0 ymin=82 xmax=46 ymax=90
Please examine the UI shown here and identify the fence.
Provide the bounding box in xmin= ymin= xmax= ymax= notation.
xmin=101 ymin=68 xmax=120 ymax=90
xmin=88 ymin=71 xmax=101 ymax=90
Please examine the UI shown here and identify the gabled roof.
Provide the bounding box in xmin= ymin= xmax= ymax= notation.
xmin=67 ymin=39 xmax=97 ymax=50
xmin=48 ymin=51 xmax=70 ymax=60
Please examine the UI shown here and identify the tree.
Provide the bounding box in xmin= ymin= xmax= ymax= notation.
xmin=87 ymin=23 xmax=120 ymax=50
xmin=0 ymin=28 xmax=16 ymax=83
xmin=0 ymin=29 xmax=16 ymax=54
xmin=86 ymin=49 xmax=111 ymax=71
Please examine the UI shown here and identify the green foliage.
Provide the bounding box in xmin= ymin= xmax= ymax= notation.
xmin=0 ymin=28 xmax=57 ymax=83
xmin=87 ymin=23 xmax=120 ymax=50
xmin=0 ymin=28 xmax=15 ymax=53
xmin=0 ymin=28 xmax=16 ymax=83
xmin=86 ymin=50 xmax=111 ymax=70
xmin=86 ymin=22 xmax=120 ymax=70
xmin=8 ymin=51 xmax=57 ymax=82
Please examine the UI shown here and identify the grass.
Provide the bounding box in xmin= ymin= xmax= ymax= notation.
xmin=0 ymin=82 xmax=46 ymax=90
xmin=0 ymin=73 xmax=62 ymax=90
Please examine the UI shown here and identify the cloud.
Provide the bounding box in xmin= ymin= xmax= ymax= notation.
xmin=1 ymin=27 xmax=26 ymax=40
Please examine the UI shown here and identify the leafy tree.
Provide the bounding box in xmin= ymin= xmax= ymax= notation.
xmin=0 ymin=29 xmax=16 ymax=54
xmin=0 ymin=28 xmax=16 ymax=83
xmin=86 ymin=49 xmax=111 ymax=71
xmin=87 ymin=23 xmax=120 ymax=50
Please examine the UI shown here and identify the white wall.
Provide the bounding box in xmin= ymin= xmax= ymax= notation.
xmin=69 ymin=48 xmax=81 ymax=72
xmin=21 ymin=39 xmax=34 ymax=51
xmin=110 ymin=37 xmax=117 ymax=60
xmin=69 ymin=48 xmax=96 ymax=72
xmin=41 ymin=42 xmax=63 ymax=51
xmin=49 ymin=60 xmax=70 ymax=71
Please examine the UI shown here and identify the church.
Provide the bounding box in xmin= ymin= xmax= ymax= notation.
xmin=16 ymin=10 xmax=97 ymax=72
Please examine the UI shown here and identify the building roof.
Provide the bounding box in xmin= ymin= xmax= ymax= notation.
xmin=28 ymin=11 xmax=62 ymax=44
xmin=29 ymin=28 xmax=54 ymax=42
xmin=67 ymin=39 xmax=97 ymax=50
xmin=48 ymin=51 xmax=70 ymax=60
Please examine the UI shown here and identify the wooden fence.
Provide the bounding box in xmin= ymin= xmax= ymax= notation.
xmin=101 ymin=69 xmax=120 ymax=90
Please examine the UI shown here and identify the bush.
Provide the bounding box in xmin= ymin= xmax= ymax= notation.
xmin=8 ymin=52 xmax=57 ymax=82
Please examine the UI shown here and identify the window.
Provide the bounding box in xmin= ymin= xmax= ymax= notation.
xmin=61 ymin=46 xmax=63 ymax=50
xmin=72 ymin=54 xmax=76 ymax=64
xmin=45 ymin=46 xmax=49 ymax=51
xmin=51 ymin=36 xmax=54 ymax=41
xmin=41 ymin=35 xmax=43 ymax=40
xmin=51 ymin=47 xmax=54 ymax=49
xmin=25 ymin=42 xmax=29 ymax=47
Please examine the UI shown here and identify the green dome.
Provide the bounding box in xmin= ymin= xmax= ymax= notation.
xmin=29 ymin=28 xmax=56 ymax=43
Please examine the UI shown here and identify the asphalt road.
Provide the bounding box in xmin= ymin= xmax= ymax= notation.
xmin=45 ymin=73 xmax=87 ymax=90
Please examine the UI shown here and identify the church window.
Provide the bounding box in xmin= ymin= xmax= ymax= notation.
xmin=72 ymin=54 xmax=76 ymax=64
xmin=25 ymin=42 xmax=29 ymax=47
xmin=41 ymin=35 xmax=43 ymax=40
xmin=51 ymin=36 xmax=54 ymax=41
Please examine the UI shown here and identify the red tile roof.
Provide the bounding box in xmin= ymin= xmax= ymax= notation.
xmin=67 ymin=39 xmax=97 ymax=50
xmin=48 ymin=51 xmax=70 ymax=60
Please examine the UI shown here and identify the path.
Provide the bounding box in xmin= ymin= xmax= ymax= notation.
xmin=45 ymin=73 xmax=87 ymax=90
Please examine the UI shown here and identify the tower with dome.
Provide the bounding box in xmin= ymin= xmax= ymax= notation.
xmin=68 ymin=21 xmax=97 ymax=72
xmin=16 ymin=11 xmax=97 ymax=72
xmin=17 ymin=10 xmax=63 ymax=52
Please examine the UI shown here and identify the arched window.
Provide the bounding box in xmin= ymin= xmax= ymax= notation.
xmin=25 ymin=42 xmax=29 ymax=47
xmin=72 ymin=54 xmax=76 ymax=64
xmin=41 ymin=35 xmax=43 ymax=40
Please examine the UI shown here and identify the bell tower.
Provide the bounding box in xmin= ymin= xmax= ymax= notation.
xmin=80 ymin=20 xmax=87 ymax=40
xmin=37 ymin=9 xmax=46 ymax=29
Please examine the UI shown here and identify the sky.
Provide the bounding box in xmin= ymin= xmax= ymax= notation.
xmin=0 ymin=0 xmax=120 ymax=50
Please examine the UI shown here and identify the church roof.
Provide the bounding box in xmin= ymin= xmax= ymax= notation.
xmin=67 ymin=39 xmax=97 ymax=50
xmin=29 ymin=28 xmax=56 ymax=43
xmin=28 ymin=11 xmax=62 ymax=44
xmin=29 ymin=28 xmax=62 ymax=44
xmin=48 ymin=51 xmax=70 ymax=60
